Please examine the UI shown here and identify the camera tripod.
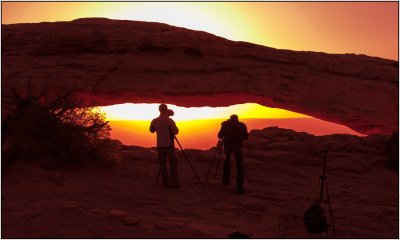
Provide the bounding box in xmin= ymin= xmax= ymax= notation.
xmin=156 ymin=136 xmax=201 ymax=185
xmin=294 ymin=149 xmax=337 ymax=238
xmin=203 ymin=138 xmax=251 ymax=188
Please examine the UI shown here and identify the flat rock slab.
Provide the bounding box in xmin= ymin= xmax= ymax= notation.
xmin=2 ymin=18 xmax=398 ymax=135
xmin=109 ymin=209 xmax=128 ymax=219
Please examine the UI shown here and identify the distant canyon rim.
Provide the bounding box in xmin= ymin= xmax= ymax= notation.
xmin=2 ymin=18 xmax=398 ymax=135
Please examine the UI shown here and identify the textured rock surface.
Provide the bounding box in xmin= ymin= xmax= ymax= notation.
xmin=2 ymin=18 xmax=398 ymax=134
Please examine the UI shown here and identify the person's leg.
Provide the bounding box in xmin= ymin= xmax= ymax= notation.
xmin=168 ymin=147 xmax=180 ymax=188
xmin=222 ymin=144 xmax=232 ymax=185
xmin=233 ymin=145 xmax=244 ymax=193
xmin=158 ymin=148 xmax=169 ymax=188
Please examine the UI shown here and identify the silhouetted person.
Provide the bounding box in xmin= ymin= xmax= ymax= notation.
xmin=218 ymin=114 xmax=248 ymax=194
xmin=150 ymin=104 xmax=179 ymax=188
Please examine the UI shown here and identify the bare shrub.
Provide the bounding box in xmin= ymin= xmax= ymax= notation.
xmin=2 ymin=85 xmax=121 ymax=170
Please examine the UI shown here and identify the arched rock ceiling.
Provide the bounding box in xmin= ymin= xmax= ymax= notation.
xmin=2 ymin=18 xmax=398 ymax=135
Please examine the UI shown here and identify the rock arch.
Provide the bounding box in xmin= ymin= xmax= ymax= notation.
xmin=2 ymin=18 xmax=398 ymax=135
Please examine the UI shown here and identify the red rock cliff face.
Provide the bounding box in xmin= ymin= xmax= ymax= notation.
xmin=2 ymin=18 xmax=398 ymax=135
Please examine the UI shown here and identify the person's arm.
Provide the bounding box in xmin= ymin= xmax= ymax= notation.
xmin=243 ymin=124 xmax=248 ymax=140
xmin=218 ymin=124 xmax=225 ymax=139
xmin=149 ymin=120 xmax=156 ymax=133
xmin=170 ymin=119 xmax=179 ymax=135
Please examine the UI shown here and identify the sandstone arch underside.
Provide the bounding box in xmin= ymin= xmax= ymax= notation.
xmin=2 ymin=18 xmax=398 ymax=135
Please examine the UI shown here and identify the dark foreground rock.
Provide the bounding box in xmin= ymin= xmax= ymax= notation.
xmin=2 ymin=127 xmax=398 ymax=238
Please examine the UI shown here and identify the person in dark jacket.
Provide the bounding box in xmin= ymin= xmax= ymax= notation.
xmin=218 ymin=114 xmax=248 ymax=194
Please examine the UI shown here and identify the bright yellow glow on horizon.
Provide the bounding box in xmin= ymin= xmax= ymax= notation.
xmin=99 ymin=103 xmax=311 ymax=121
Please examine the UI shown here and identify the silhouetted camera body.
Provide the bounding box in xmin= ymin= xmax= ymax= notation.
xmin=167 ymin=109 xmax=174 ymax=117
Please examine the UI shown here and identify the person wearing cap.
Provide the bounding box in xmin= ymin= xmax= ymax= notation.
xmin=150 ymin=104 xmax=180 ymax=188
xmin=218 ymin=114 xmax=248 ymax=194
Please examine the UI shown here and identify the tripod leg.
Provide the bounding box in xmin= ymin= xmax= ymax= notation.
xmin=175 ymin=136 xmax=201 ymax=183
xmin=325 ymin=179 xmax=337 ymax=238
xmin=214 ymin=140 xmax=223 ymax=179
xmin=203 ymin=140 xmax=221 ymax=188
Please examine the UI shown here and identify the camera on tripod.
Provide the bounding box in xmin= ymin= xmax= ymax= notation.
xmin=293 ymin=149 xmax=337 ymax=238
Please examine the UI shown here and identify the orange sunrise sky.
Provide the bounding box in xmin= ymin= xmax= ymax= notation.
xmin=2 ymin=2 xmax=398 ymax=148
xmin=2 ymin=2 xmax=398 ymax=60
